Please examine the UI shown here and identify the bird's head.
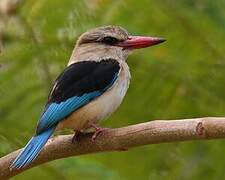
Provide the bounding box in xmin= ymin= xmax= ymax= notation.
xmin=69 ymin=26 xmax=165 ymax=65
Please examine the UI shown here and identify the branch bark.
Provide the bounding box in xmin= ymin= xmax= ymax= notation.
xmin=1 ymin=117 xmax=225 ymax=179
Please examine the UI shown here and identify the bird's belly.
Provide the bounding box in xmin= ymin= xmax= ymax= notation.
xmin=56 ymin=73 xmax=129 ymax=131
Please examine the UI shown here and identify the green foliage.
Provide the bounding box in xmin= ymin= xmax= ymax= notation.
xmin=0 ymin=0 xmax=225 ymax=179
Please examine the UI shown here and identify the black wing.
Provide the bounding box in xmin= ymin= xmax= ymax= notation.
xmin=36 ymin=59 xmax=120 ymax=134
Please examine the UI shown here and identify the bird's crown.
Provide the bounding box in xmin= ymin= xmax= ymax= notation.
xmin=77 ymin=25 xmax=129 ymax=46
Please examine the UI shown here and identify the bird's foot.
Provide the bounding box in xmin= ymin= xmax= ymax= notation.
xmin=90 ymin=124 xmax=108 ymax=142
xmin=72 ymin=130 xmax=82 ymax=143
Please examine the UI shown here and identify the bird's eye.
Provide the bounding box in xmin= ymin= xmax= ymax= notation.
xmin=101 ymin=36 xmax=118 ymax=45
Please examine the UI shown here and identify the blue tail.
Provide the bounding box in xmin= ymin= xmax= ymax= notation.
xmin=10 ymin=127 xmax=55 ymax=170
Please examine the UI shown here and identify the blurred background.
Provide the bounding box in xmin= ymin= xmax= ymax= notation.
xmin=0 ymin=0 xmax=225 ymax=179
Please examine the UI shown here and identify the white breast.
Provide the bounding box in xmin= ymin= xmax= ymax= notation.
xmin=57 ymin=62 xmax=130 ymax=131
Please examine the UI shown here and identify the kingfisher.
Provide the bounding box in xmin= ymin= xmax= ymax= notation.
xmin=10 ymin=25 xmax=165 ymax=169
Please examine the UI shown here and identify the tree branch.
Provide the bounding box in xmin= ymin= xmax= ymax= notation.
xmin=1 ymin=117 xmax=225 ymax=179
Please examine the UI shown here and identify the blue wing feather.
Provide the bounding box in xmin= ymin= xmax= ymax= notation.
xmin=37 ymin=91 xmax=101 ymax=134
xmin=36 ymin=65 xmax=119 ymax=134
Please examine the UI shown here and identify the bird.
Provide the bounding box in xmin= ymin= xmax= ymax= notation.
xmin=10 ymin=25 xmax=165 ymax=170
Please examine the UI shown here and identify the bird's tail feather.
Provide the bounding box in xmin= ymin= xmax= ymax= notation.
xmin=10 ymin=127 xmax=55 ymax=170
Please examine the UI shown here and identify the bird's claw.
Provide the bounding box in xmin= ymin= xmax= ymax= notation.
xmin=91 ymin=128 xmax=105 ymax=142
xmin=90 ymin=124 xmax=108 ymax=142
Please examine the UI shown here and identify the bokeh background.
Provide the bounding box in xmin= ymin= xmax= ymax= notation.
xmin=0 ymin=0 xmax=225 ymax=179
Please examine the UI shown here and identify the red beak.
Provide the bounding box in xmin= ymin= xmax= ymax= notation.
xmin=117 ymin=36 xmax=166 ymax=49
